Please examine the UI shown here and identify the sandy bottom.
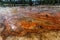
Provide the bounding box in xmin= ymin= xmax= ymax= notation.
xmin=0 ymin=31 xmax=60 ymax=40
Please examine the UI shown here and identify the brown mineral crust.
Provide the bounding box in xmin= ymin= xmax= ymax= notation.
xmin=23 ymin=11 xmax=60 ymax=30
xmin=4 ymin=11 xmax=60 ymax=33
xmin=1 ymin=11 xmax=60 ymax=40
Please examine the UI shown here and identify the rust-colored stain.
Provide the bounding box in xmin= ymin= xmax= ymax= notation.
xmin=1 ymin=11 xmax=60 ymax=40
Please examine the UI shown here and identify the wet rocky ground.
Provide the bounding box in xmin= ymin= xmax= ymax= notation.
xmin=0 ymin=6 xmax=60 ymax=40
